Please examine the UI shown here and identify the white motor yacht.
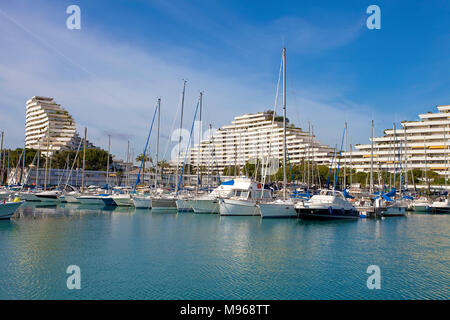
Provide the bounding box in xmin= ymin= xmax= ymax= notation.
xmin=219 ymin=180 xmax=272 ymax=216
xmin=191 ymin=177 xmax=252 ymax=214
xmin=430 ymin=197 xmax=450 ymax=213
xmin=35 ymin=190 xmax=60 ymax=203
xmin=410 ymin=197 xmax=431 ymax=212
xmin=296 ymin=189 xmax=359 ymax=220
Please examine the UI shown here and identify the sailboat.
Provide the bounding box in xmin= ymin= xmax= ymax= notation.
xmin=379 ymin=123 xmax=407 ymax=217
xmin=176 ymin=91 xmax=204 ymax=213
xmin=259 ymin=48 xmax=297 ymax=218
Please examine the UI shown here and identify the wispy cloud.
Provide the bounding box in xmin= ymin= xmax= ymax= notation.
xmin=0 ymin=1 xmax=379 ymax=160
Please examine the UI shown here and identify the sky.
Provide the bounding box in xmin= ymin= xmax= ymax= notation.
xmin=0 ymin=0 xmax=449 ymax=162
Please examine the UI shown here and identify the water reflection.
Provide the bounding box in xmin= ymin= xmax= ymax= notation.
xmin=0 ymin=204 xmax=448 ymax=299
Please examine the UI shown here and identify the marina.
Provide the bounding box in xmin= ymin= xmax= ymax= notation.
xmin=0 ymin=202 xmax=448 ymax=299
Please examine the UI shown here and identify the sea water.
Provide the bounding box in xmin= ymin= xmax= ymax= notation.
xmin=0 ymin=203 xmax=448 ymax=299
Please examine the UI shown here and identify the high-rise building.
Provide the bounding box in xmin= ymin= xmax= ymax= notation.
xmin=343 ymin=105 xmax=450 ymax=177
xmin=184 ymin=111 xmax=335 ymax=173
xmin=25 ymin=96 xmax=94 ymax=156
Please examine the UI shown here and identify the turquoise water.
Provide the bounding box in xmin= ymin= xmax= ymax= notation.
xmin=0 ymin=203 xmax=449 ymax=300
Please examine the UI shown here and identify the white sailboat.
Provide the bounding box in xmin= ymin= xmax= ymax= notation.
xmin=132 ymin=194 xmax=152 ymax=209
xmin=111 ymin=192 xmax=134 ymax=206
xmin=258 ymin=48 xmax=297 ymax=218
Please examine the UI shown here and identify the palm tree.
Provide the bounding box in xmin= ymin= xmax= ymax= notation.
xmin=158 ymin=160 xmax=170 ymax=176
xmin=136 ymin=153 xmax=152 ymax=164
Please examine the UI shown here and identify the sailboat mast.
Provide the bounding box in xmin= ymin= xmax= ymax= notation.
xmin=445 ymin=124 xmax=448 ymax=192
xmin=106 ymin=134 xmax=110 ymax=189
xmin=81 ymin=127 xmax=86 ymax=193
xmin=44 ymin=127 xmax=49 ymax=191
xmin=176 ymin=80 xmax=187 ymax=192
xmin=36 ymin=141 xmax=40 ymax=188
xmin=0 ymin=131 xmax=3 ymax=185
xmin=370 ymin=120 xmax=374 ymax=194
xmin=22 ymin=142 xmax=26 ymax=186
xmin=344 ymin=122 xmax=347 ymax=189
xmin=282 ymin=47 xmax=287 ymax=200
xmin=126 ymin=140 xmax=130 ymax=187
xmin=196 ymin=92 xmax=203 ymax=193
xmin=155 ymin=98 xmax=160 ymax=189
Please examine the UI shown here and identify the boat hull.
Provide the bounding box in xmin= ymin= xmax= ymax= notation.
xmin=192 ymin=199 xmax=219 ymax=214
xmin=77 ymin=197 xmax=116 ymax=206
xmin=0 ymin=201 xmax=23 ymax=220
xmin=18 ymin=193 xmax=41 ymax=202
xmin=412 ymin=204 xmax=430 ymax=212
xmin=152 ymin=198 xmax=177 ymax=211
xmin=35 ymin=195 xmax=59 ymax=203
xmin=297 ymin=207 xmax=359 ymax=220
xmin=381 ymin=206 xmax=406 ymax=217
xmin=219 ymin=199 xmax=260 ymax=216
xmin=65 ymin=195 xmax=80 ymax=203
xmin=259 ymin=202 xmax=297 ymax=218
xmin=132 ymin=196 xmax=152 ymax=209
xmin=112 ymin=195 xmax=134 ymax=207
xmin=176 ymin=199 xmax=194 ymax=212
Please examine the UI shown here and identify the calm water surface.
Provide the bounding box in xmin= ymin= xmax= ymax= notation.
xmin=0 ymin=203 xmax=449 ymax=299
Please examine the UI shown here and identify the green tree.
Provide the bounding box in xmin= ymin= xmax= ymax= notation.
xmin=136 ymin=153 xmax=152 ymax=164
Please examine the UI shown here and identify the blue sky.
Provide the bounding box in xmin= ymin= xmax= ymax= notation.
xmin=0 ymin=0 xmax=449 ymax=161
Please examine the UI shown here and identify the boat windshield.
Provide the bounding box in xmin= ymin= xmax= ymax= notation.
xmin=253 ymin=190 xmax=272 ymax=199
xmin=234 ymin=190 xmax=249 ymax=198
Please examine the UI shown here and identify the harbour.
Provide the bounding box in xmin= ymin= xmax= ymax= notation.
xmin=0 ymin=202 xmax=448 ymax=300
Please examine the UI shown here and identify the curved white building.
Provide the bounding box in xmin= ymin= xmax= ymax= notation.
xmin=25 ymin=96 xmax=93 ymax=156
xmin=185 ymin=111 xmax=335 ymax=173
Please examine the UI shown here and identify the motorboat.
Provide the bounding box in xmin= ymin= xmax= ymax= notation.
xmin=409 ymin=197 xmax=431 ymax=212
xmin=0 ymin=189 xmax=11 ymax=201
xmin=191 ymin=177 xmax=252 ymax=214
xmin=76 ymin=194 xmax=116 ymax=206
xmin=296 ymin=189 xmax=359 ymax=220
xmin=380 ymin=204 xmax=407 ymax=217
xmin=430 ymin=197 xmax=450 ymax=213
xmin=0 ymin=200 xmax=24 ymax=220
xmin=219 ymin=180 xmax=272 ymax=216
xmin=35 ymin=190 xmax=60 ymax=203
xmin=17 ymin=190 xmax=41 ymax=202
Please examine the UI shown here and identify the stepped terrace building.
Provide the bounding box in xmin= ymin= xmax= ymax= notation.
xmin=182 ymin=111 xmax=336 ymax=174
xmin=25 ymin=96 xmax=95 ymax=156
xmin=343 ymin=104 xmax=450 ymax=177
